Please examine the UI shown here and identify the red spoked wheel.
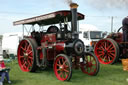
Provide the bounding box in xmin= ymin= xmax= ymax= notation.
xmin=17 ymin=38 xmax=37 ymax=72
xmin=80 ymin=52 xmax=100 ymax=76
xmin=54 ymin=54 xmax=72 ymax=81
xmin=94 ymin=38 xmax=119 ymax=64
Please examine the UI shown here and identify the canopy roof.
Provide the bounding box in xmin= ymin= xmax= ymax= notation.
xmin=13 ymin=10 xmax=85 ymax=26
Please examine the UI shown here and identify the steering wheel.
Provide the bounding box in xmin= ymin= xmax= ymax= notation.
xmin=117 ymin=27 xmax=123 ymax=33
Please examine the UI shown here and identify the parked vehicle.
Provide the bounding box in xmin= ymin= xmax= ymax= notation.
xmin=79 ymin=24 xmax=103 ymax=52
xmin=2 ymin=32 xmax=23 ymax=58
xmin=13 ymin=3 xmax=100 ymax=81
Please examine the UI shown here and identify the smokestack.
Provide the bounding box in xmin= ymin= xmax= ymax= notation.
xmin=70 ymin=3 xmax=78 ymax=33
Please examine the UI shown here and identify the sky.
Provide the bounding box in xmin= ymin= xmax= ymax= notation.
xmin=0 ymin=0 xmax=128 ymax=34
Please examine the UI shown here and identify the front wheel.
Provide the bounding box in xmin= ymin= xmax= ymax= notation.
xmin=80 ymin=52 xmax=100 ymax=76
xmin=53 ymin=54 xmax=72 ymax=81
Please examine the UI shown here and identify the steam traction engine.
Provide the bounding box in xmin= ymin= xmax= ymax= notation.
xmin=94 ymin=26 xmax=128 ymax=64
xmin=13 ymin=3 xmax=99 ymax=81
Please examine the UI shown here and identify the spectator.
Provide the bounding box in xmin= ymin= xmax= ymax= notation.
xmin=0 ymin=56 xmax=11 ymax=85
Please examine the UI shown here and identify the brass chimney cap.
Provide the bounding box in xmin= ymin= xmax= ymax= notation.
xmin=70 ymin=3 xmax=78 ymax=9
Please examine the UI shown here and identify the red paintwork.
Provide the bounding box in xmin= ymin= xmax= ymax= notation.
xmin=41 ymin=34 xmax=56 ymax=43
xmin=55 ymin=42 xmax=65 ymax=51
xmin=40 ymin=34 xmax=65 ymax=60
xmin=107 ymin=32 xmax=123 ymax=43
xmin=39 ymin=50 xmax=43 ymax=60
xmin=47 ymin=49 xmax=55 ymax=60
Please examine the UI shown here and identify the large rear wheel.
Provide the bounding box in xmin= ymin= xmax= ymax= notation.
xmin=53 ymin=54 xmax=72 ymax=81
xmin=17 ymin=38 xmax=37 ymax=72
xmin=94 ymin=38 xmax=119 ymax=64
xmin=80 ymin=52 xmax=100 ymax=76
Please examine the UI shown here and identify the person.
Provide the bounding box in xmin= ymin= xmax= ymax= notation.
xmin=122 ymin=16 xmax=128 ymax=42
xmin=0 ymin=56 xmax=11 ymax=85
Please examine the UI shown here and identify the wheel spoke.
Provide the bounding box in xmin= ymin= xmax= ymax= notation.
xmin=100 ymin=46 xmax=105 ymax=50
xmin=57 ymin=64 xmax=61 ymax=67
xmin=97 ymin=47 xmax=104 ymax=51
xmin=107 ymin=55 xmax=111 ymax=62
xmin=109 ymin=46 xmax=114 ymax=50
xmin=57 ymin=68 xmax=61 ymax=72
xmin=91 ymin=57 xmax=95 ymax=62
xmin=61 ymin=72 xmax=64 ymax=79
xmin=90 ymin=56 xmax=91 ymax=62
xmin=22 ymin=61 xmax=27 ymax=69
xmin=58 ymin=60 xmax=61 ymax=65
xmin=24 ymin=41 xmax=29 ymax=50
xmin=103 ymin=56 xmax=106 ymax=61
xmin=27 ymin=45 xmax=31 ymax=51
xmin=21 ymin=47 xmax=26 ymax=51
xmin=28 ymin=51 xmax=32 ymax=55
xmin=20 ymin=56 xmax=24 ymax=59
xmin=62 ymin=57 xmax=64 ymax=63
xmin=108 ymin=53 xmax=114 ymax=58
xmin=98 ymin=51 xmax=104 ymax=54
xmin=63 ymin=61 xmax=69 ymax=68
xmin=107 ymin=44 xmax=113 ymax=50
xmin=98 ymin=53 xmax=104 ymax=58
xmin=101 ymin=42 xmax=105 ymax=49
xmin=89 ymin=66 xmax=93 ymax=72
xmin=65 ymin=72 xmax=68 ymax=77
xmin=108 ymin=50 xmax=115 ymax=53
xmin=63 ymin=69 xmax=69 ymax=73
xmin=28 ymin=56 xmax=33 ymax=60
xmin=59 ymin=72 xmax=63 ymax=77
xmin=27 ymin=60 xmax=32 ymax=67
xmin=104 ymin=41 xmax=107 ymax=49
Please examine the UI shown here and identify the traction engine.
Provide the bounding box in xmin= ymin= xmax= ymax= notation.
xmin=94 ymin=26 xmax=128 ymax=64
xmin=13 ymin=3 xmax=100 ymax=81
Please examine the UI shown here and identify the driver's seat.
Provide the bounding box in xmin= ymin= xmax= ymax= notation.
xmin=47 ymin=26 xmax=59 ymax=33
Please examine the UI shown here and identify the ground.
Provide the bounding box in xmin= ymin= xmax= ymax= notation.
xmin=3 ymin=60 xmax=128 ymax=85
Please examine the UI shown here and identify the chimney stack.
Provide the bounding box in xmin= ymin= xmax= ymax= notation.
xmin=70 ymin=3 xmax=78 ymax=33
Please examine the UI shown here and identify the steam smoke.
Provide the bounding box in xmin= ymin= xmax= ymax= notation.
xmin=64 ymin=0 xmax=73 ymax=5
xmin=87 ymin=0 xmax=128 ymax=9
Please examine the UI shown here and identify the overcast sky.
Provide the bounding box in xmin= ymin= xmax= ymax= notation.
xmin=0 ymin=0 xmax=128 ymax=34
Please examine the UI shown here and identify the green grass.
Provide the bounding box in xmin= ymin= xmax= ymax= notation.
xmin=3 ymin=60 xmax=128 ymax=85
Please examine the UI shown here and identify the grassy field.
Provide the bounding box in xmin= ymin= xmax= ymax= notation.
xmin=3 ymin=60 xmax=128 ymax=85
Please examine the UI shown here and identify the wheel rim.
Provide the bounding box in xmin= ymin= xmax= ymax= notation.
xmin=94 ymin=39 xmax=116 ymax=64
xmin=18 ymin=39 xmax=34 ymax=72
xmin=80 ymin=53 xmax=98 ymax=75
xmin=54 ymin=56 xmax=70 ymax=81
